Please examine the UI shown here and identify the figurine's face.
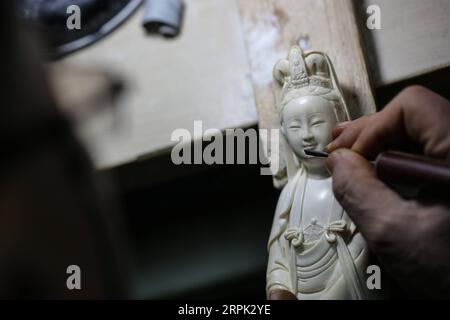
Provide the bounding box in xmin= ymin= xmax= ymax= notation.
xmin=281 ymin=96 xmax=337 ymax=166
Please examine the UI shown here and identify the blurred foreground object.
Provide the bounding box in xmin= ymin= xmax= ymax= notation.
xmin=16 ymin=0 xmax=142 ymax=58
xmin=0 ymin=2 xmax=131 ymax=298
xmin=48 ymin=65 xmax=125 ymax=122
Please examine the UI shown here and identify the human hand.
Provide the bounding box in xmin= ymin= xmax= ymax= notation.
xmin=325 ymin=86 xmax=450 ymax=298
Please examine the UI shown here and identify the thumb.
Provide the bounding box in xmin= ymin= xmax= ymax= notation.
xmin=326 ymin=149 xmax=404 ymax=238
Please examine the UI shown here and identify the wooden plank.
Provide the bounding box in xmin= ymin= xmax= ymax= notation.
xmin=238 ymin=0 xmax=377 ymax=181
xmin=54 ymin=0 xmax=257 ymax=169
xmin=360 ymin=0 xmax=450 ymax=86
xmin=51 ymin=0 xmax=450 ymax=172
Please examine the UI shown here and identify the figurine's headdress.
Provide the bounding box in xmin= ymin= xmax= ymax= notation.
xmin=273 ymin=46 xmax=350 ymax=121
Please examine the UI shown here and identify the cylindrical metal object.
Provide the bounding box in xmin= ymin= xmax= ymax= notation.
xmin=142 ymin=0 xmax=183 ymax=37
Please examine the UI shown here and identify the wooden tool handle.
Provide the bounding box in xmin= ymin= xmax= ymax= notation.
xmin=375 ymin=151 xmax=450 ymax=189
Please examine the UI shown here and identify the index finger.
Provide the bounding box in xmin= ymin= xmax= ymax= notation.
xmin=329 ymin=86 xmax=450 ymax=159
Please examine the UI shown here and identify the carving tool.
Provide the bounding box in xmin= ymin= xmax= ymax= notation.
xmin=305 ymin=149 xmax=450 ymax=189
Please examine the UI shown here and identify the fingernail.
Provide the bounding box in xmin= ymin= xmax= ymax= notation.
xmin=324 ymin=142 xmax=333 ymax=152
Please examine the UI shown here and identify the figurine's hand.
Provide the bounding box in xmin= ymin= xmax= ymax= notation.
xmin=325 ymin=86 xmax=450 ymax=298
xmin=268 ymin=289 xmax=297 ymax=300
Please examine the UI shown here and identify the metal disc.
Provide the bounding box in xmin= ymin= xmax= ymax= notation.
xmin=17 ymin=0 xmax=143 ymax=59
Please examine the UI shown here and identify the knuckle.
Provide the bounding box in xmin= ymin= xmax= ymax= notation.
xmin=401 ymin=85 xmax=428 ymax=98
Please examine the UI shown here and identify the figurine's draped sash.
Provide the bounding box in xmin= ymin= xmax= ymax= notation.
xmin=268 ymin=170 xmax=302 ymax=250
xmin=268 ymin=170 xmax=366 ymax=299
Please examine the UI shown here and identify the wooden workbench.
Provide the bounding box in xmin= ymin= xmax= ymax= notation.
xmin=52 ymin=0 xmax=450 ymax=170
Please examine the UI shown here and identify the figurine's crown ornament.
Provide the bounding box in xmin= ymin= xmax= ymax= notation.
xmin=273 ymin=46 xmax=335 ymax=105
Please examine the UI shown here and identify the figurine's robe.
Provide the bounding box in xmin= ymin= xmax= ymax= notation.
xmin=266 ymin=169 xmax=369 ymax=299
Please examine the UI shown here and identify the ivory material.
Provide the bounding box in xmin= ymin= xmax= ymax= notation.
xmin=266 ymin=46 xmax=369 ymax=300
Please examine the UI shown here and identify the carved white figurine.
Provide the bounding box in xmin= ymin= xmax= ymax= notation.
xmin=266 ymin=46 xmax=369 ymax=300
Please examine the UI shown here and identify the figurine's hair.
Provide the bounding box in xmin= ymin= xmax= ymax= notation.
xmin=280 ymin=85 xmax=346 ymax=123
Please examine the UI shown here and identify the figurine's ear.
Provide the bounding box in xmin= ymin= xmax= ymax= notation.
xmin=280 ymin=122 xmax=286 ymax=136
